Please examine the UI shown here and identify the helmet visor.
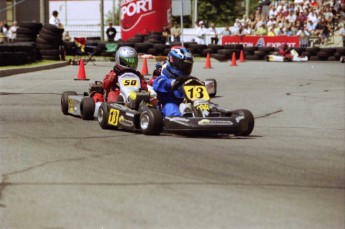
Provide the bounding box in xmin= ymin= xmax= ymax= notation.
xmin=119 ymin=56 xmax=138 ymax=70
xmin=172 ymin=58 xmax=193 ymax=76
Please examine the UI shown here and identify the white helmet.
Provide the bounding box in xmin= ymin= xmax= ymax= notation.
xmin=115 ymin=46 xmax=138 ymax=71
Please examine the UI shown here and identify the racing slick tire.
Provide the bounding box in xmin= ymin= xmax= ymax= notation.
xmin=234 ymin=109 xmax=255 ymax=136
xmin=61 ymin=91 xmax=77 ymax=115
xmin=97 ymin=103 xmax=116 ymax=130
xmin=140 ymin=108 xmax=163 ymax=135
xmin=80 ymin=97 xmax=95 ymax=120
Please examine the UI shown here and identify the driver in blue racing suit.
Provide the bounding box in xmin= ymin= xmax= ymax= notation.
xmin=153 ymin=46 xmax=194 ymax=116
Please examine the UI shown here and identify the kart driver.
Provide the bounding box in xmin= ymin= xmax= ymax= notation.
xmin=148 ymin=62 xmax=163 ymax=86
xmin=153 ymin=46 xmax=194 ymax=116
xmin=100 ymin=46 xmax=148 ymax=103
xmin=278 ymin=43 xmax=293 ymax=61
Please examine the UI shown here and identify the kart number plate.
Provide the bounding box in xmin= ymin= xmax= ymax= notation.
xmin=121 ymin=79 xmax=139 ymax=87
xmin=68 ymin=99 xmax=74 ymax=112
xmin=183 ymin=85 xmax=210 ymax=101
xmin=108 ymin=108 xmax=120 ymax=126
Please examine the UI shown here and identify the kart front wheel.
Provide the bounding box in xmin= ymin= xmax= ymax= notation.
xmin=81 ymin=97 xmax=95 ymax=120
xmin=61 ymin=91 xmax=77 ymax=115
xmin=98 ymin=103 xmax=112 ymax=129
xmin=140 ymin=108 xmax=163 ymax=135
xmin=234 ymin=109 xmax=255 ymax=136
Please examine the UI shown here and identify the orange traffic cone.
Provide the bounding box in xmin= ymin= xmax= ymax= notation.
xmin=230 ymin=52 xmax=237 ymax=66
xmin=141 ymin=58 xmax=149 ymax=75
xmin=74 ymin=58 xmax=89 ymax=80
xmin=204 ymin=53 xmax=212 ymax=69
xmin=239 ymin=49 xmax=245 ymax=62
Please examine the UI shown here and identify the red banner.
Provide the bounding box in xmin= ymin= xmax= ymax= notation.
xmin=222 ymin=35 xmax=300 ymax=47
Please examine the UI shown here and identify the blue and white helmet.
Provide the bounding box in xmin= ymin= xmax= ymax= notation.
xmin=166 ymin=46 xmax=194 ymax=77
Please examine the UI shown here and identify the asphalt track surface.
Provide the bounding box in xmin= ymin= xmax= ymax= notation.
xmin=0 ymin=59 xmax=344 ymax=228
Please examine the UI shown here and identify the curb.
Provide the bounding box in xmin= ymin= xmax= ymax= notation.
xmin=0 ymin=61 xmax=70 ymax=78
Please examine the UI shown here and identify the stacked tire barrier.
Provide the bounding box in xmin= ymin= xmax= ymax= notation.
xmin=36 ymin=24 xmax=64 ymax=60
xmin=14 ymin=22 xmax=42 ymax=43
xmin=0 ymin=42 xmax=38 ymax=66
xmin=243 ymin=46 xmax=345 ymax=61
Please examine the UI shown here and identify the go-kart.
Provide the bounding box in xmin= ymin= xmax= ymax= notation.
xmin=265 ymin=49 xmax=308 ymax=62
xmin=61 ymin=81 xmax=104 ymax=120
xmin=60 ymin=70 xmax=157 ymax=120
xmin=97 ymin=76 xmax=254 ymax=136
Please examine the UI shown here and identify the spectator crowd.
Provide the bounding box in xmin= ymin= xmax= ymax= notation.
xmin=193 ymin=0 xmax=345 ymax=47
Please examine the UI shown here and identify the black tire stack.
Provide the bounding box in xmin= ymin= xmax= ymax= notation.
xmin=14 ymin=22 xmax=42 ymax=43
xmin=36 ymin=23 xmax=64 ymax=60
xmin=211 ymin=44 xmax=243 ymax=61
xmin=0 ymin=42 xmax=38 ymax=66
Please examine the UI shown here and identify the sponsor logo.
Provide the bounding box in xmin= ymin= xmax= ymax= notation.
xmin=121 ymin=0 xmax=153 ymax=21
xmin=125 ymin=112 xmax=135 ymax=117
xmin=169 ymin=117 xmax=189 ymax=122
xmin=119 ymin=115 xmax=134 ymax=127
xmin=198 ymin=119 xmax=233 ymax=125
xmin=255 ymin=38 xmax=265 ymax=47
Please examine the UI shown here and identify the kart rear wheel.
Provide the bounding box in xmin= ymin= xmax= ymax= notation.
xmin=80 ymin=97 xmax=95 ymax=120
xmin=140 ymin=108 xmax=163 ymax=135
xmin=234 ymin=109 xmax=255 ymax=136
xmin=97 ymin=103 xmax=114 ymax=129
xmin=61 ymin=91 xmax=77 ymax=115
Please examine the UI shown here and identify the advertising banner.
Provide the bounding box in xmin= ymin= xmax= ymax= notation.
xmin=121 ymin=0 xmax=171 ymax=41
xmin=222 ymin=35 xmax=300 ymax=47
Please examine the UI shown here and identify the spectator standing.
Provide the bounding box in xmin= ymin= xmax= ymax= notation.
xmin=49 ymin=10 xmax=63 ymax=28
xmin=296 ymin=25 xmax=311 ymax=47
xmin=106 ymin=22 xmax=117 ymax=42
xmin=162 ymin=26 xmax=171 ymax=44
xmin=307 ymin=9 xmax=319 ymax=27
xmin=49 ymin=11 xmax=65 ymax=60
xmin=0 ymin=21 xmax=7 ymax=43
xmin=320 ymin=19 xmax=332 ymax=45
xmin=260 ymin=0 xmax=272 ymax=22
xmin=170 ymin=22 xmax=181 ymax=43
xmin=196 ymin=21 xmax=207 ymax=44
xmin=208 ymin=23 xmax=218 ymax=44
xmin=63 ymin=31 xmax=71 ymax=42
xmin=221 ymin=24 xmax=232 ymax=35
xmin=339 ymin=23 xmax=345 ymax=47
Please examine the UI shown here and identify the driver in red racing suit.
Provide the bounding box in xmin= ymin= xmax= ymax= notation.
xmin=278 ymin=43 xmax=293 ymax=61
xmin=101 ymin=46 xmax=147 ymax=103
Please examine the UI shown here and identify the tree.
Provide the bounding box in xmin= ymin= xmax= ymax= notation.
xmin=171 ymin=0 xmax=260 ymax=27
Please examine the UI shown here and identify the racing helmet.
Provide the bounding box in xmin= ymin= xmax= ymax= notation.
xmin=166 ymin=46 xmax=194 ymax=77
xmin=115 ymin=46 xmax=138 ymax=71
